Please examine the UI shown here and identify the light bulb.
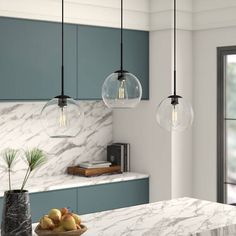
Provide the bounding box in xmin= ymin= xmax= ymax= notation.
xmin=102 ymin=72 xmax=142 ymax=109
xmin=171 ymin=105 xmax=178 ymax=127
xmin=117 ymin=79 xmax=126 ymax=99
xmin=156 ymin=96 xmax=194 ymax=132
xmin=59 ymin=107 xmax=67 ymax=127
xmin=41 ymin=97 xmax=84 ymax=138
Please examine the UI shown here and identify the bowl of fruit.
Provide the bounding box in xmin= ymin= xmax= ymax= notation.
xmin=35 ymin=208 xmax=87 ymax=235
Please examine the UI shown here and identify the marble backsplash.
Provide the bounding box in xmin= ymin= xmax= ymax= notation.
xmin=0 ymin=101 xmax=112 ymax=185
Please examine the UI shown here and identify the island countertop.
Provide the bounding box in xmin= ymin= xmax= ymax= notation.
xmin=31 ymin=197 xmax=236 ymax=236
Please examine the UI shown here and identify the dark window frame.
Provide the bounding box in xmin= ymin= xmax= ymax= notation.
xmin=217 ymin=45 xmax=236 ymax=203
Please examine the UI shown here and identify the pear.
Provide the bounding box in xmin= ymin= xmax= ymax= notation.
xmin=53 ymin=225 xmax=66 ymax=232
xmin=71 ymin=213 xmax=81 ymax=225
xmin=61 ymin=214 xmax=77 ymax=231
xmin=60 ymin=207 xmax=69 ymax=216
xmin=48 ymin=209 xmax=62 ymax=224
xmin=40 ymin=215 xmax=55 ymax=230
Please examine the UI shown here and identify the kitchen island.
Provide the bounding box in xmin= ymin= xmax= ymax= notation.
xmin=32 ymin=197 xmax=236 ymax=236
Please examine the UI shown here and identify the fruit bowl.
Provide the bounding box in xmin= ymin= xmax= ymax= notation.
xmin=35 ymin=224 xmax=87 ymax=236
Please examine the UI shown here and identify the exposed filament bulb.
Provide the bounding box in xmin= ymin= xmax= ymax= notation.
xmin=59 ymin=107 xmax=67 ymax=127
xmin=118 ymin=79 xmax=126 ymax=99
xmin=172 ymin=106 xmax=178 ymax=127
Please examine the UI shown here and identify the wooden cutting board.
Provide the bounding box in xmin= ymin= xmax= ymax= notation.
xmin=67 ymin=165 xmax=121 ymax=177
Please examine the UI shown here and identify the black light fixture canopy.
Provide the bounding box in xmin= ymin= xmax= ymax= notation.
xmin=156 ymin=0 xmax=193 ymax=132
xmin=41 ymin=0 xmax=84 ymax=138
xmin=102 ymin=0 xmax=142 ymax=109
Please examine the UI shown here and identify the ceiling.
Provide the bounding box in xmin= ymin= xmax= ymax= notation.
xmin=0 ymin=0 xmax=236 ymax=31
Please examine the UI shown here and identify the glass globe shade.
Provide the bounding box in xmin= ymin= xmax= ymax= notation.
xmin=156 ymin=96 xmax=194 ymax=132
xmin=41 ymin=97 xmax=84 ymax=138
xmin=102 ymin=71 xmax=142 ymax=109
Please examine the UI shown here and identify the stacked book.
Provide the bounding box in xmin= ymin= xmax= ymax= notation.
xmin=107 ymin=143 xmax=130 ymax=172
xmin=79 ymin=161 xmax=112 ymax=169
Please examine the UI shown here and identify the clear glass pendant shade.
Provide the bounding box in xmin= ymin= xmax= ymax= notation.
xmin=102 ymin=71 xmax=142 ymax=109
xmin=41 ymin=97 xmax=84 ymax=138
xmin=156 ymin=96 xmax=194 ymax=132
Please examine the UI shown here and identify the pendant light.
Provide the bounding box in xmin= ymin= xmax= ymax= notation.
xmin=41 ymin=0 xmax=84 ymax=138
xmin=102 ymin=0 xmax=142 ymax=109
xmin=156 ymin=0 xmax=193 ymax=132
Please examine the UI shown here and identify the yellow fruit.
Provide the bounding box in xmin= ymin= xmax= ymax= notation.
xmin=53 ymin=225 xmax=66 ymax=232
xmin=71 ymin=213 xmax=81 ymax=225
xmin=40 ymin=215 xmax=55 ymax=230
xmin=60 ymin=207 xmax=69 ymax=216
xmin=61 ymin=214 xmax=77 ymax=231
xmin=48 ymin=209 xmax=62 ymax=224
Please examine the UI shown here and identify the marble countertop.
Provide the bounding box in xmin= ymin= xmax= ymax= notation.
xmin=78 ymin=197 xmax=236 ymax=236
xmin=0 ymin=172 xmax=149 ymax=197
xmin=31 ymin=197 xmax=236 ymax=236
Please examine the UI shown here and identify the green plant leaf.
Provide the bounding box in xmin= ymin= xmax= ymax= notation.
xmin=25 ymin=148 xmax=47 ymax=171
xmin=21 ymin=148 xmax=47 ymax=191
xmin=2 ymin=148 xmax=18 ymax=190
xmin=2 ymin=149 xmax=18 ymax=169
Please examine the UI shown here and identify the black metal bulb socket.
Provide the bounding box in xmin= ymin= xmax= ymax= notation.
xmin=168 ymin=95 xmax=182 ymax=106
xmin=55 ymin=95 xmax=70 ymax=108
xmin=115 ymin=70 xmax=129 ymax=81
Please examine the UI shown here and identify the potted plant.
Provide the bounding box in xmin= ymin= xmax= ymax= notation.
xmin=1 ymin=148 xmax=47 ymax=236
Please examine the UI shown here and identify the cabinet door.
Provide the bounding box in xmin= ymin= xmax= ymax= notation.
xmin=123 ymin=29 xmax=149 ymax=99
xmin=30 ymin=189 xmax=77 ymax=223
xmin=0 ymin=17 xmax=77 ymax=100
xmin=77 ymin=178 xmax=149 ymax=215
xmin=77 ymin=25 xmax=119 ymax=100
xmin=77 ymin=25 xmax=149 ymax=100
xmin=0 ymin=197 xmax=3 ymax=223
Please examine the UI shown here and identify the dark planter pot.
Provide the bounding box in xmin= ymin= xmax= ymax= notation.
xmin=1 ymin=190 xmax=32 ymax=236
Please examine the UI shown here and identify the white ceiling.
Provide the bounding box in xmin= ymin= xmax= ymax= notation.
xmin=0 ymin=0 xmax=236 ymax=31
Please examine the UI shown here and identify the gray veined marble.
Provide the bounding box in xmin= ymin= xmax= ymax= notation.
xmin=79 ymin=197 xmax=236 ymax=236
xmin=0 ymin=172 xmax=149 ymax=197
xmin=1 ymin=191 xmax=32 ymax=236
xmin=0 ymin=101 xmax=112 ymax=190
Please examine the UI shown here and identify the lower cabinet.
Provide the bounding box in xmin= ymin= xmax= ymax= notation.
xmin=0 ymin=197 xmax=3 ymax=222
xmin=30 ymin=188 xmax=78 ymax=222
xmin=77 ymin=178 xmax=149 ymax=215
xmin=0 ymin=178 xmax=149 ymax=223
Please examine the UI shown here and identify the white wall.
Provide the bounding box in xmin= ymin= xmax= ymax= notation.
xmin=113 ymin=30 xmax=172 ymax=202
xmin=193 ymin=26 xmax=236 ymax=201
xmin=113 ymin=28 xmax=193 ymax=202
xmin=172 ymin=30 xmax=193 ymax=199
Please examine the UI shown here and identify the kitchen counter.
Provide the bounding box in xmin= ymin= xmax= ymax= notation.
xmin=0 ymin=172 xmax=149 ymax=197
xmin=32 ymin=197 xmax=236 ymax=236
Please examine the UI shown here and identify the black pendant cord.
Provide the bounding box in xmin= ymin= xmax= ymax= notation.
xmin=173 ymin=0 xmax=177 ymax=96
xmin=61 ymin=0 xmax=65 ymax=96
xmin=120 ymin=0 xmax=124 ymax=72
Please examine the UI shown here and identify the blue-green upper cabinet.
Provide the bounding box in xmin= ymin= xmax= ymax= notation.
xmin=77 ymin=25 xmax=149 ymax=100
xmin=0 ymin=17 xmax=77 ymax=100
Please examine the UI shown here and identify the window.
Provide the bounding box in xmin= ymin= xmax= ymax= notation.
xmin=217 ymin=46 xmax=236 ymax=204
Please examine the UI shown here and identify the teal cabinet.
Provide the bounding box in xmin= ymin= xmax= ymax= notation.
xmin=123 ymin=29 xmax=149 ymax=99
xmin=0 ymin=197 xmax=2 ymax=222
xmin=77 ymin=178 xmax=149 ymax=214
xmin=77 ymin=25 xmax=119 ymax=100
xmin=0 ymin=178 xmax=149 ymax=223
xmin=0 ymin=17 xmax=77 ymax=100
xmin=30 ymin=188 xmax=77 ymax=223
xmin=0 ymin=17 xmax=149 ymax=100
xmin=77 ymin=25 xmax=149 ymax=100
